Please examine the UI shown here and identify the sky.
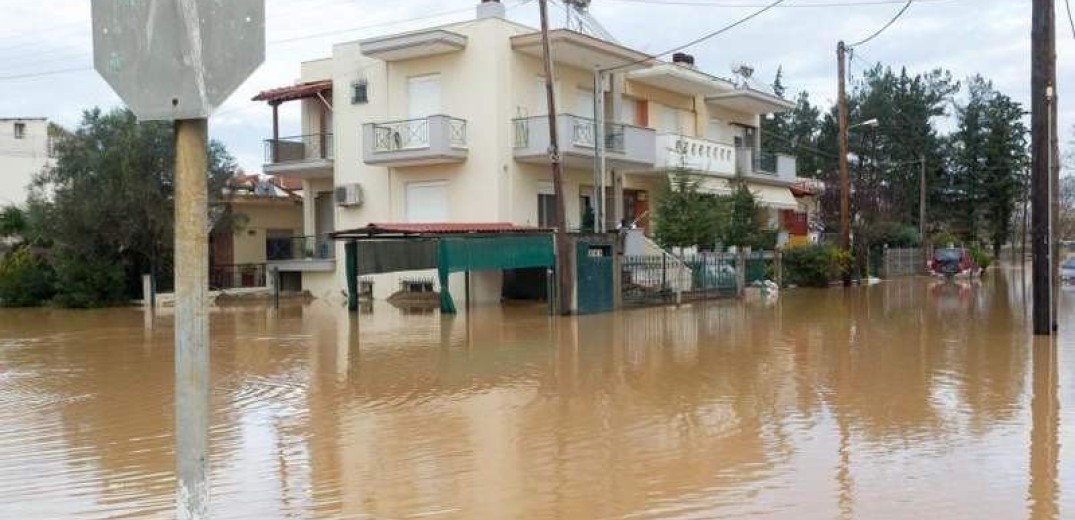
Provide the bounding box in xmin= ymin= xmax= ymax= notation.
xmin=0 ymin=0 xmax=1069 ymax=174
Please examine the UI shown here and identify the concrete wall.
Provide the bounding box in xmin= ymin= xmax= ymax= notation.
xmin=230 ymin=200 xmax=303 ymax=265
xmin=0 ymin=118 xmax=50 ymax=206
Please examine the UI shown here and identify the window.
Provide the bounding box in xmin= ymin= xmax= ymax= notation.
xmin=621 ymin=96 xmax=637 ymax=125
xmin=575 ymin=88 xmax=595 ymax=119
xmin=351 ymin=80 xmax=368 ymax=104
xmin=407 ymin=74 xmax=441 ymax=119
xmin=538 ymin=193 xmax=556 ymax=228
xmin=13 ymin=122 xmax=25 ymax=139
xmin=405 ymin=181 xmax=448 ymax=222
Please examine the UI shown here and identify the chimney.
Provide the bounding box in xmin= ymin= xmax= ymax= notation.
xmin=477 ymin=0 xmax=505 ymax=19
xmin=672 ymin=52 xmax=696 ymax=68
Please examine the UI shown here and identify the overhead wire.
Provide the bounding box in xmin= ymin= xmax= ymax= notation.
xmin=848 ymin=0 xmax=914 ymax=48
xmin=1065 ymin=0 xmax=1075 ymax=40
xmin=603 ymin=0 xmax=786 ymax=73
xmin=606 ymin=0 xmax=947 ymax=7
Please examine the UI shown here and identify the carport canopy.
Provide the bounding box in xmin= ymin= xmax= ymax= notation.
xmin=332 ymin=223 xmax=555 ymax=313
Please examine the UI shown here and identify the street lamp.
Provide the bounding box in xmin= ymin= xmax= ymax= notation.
xmin=839 ymin=117 xmax=879 ymax=286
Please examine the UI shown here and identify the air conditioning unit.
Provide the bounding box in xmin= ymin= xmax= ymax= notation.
xmin=335 ymin=183 xmax=363 ymax=207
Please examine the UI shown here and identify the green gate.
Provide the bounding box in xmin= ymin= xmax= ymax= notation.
xmin=576 ymin=242 xmax=614 ymax=314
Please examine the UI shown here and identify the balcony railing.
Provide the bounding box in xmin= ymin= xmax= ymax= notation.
xmin=363 ymin=115 xmax=468 ymax=166
xmin=210 ymin=263 xmax=267 ymax=290
xmin=512 ymin=114 xmax=656 ymax=168
xmin=264 ymin=133 xmax=334 ymax=164
xmin=736 ymin=147 xmax=796 ymax=180
xmin=266 ymin=235 xmax=334 ymax=262
xmin=656 ymin=134 xmax=735 ymax=174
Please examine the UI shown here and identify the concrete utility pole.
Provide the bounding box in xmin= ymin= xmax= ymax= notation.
xmin=174 ymin=117 xmax=210 ymax=519
xmin=539 ymin=0 xmax=574 ymax=315
xmin=593 ymin=68 xmax=605 ymax=233
xmin=837 ymin=40 xmax=852 ymax=286
xmin=1031 ymin=0 xmax=1056 ymax=335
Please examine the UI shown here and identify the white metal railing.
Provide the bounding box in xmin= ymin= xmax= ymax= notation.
xmin=373 ymin=118 xmax=429 ymax=151
xmin=623 ymin=229 xmax=692 ymax=291
xmin=448 ymin=118 xmax=467 ymax=148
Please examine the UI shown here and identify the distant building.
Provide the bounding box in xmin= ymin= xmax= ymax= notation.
xmin=0 ymin=117 xmax=51 ymax=206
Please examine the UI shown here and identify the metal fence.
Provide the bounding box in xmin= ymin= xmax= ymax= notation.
xmin=622 ymin=251 xmax=775 ymax=306
xmin=210 ymin=263 xmax=266 ymax=290
xmin=881 ymin=247 xmax=925 ymax=278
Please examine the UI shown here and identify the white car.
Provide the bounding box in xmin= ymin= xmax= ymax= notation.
xmin=1061 ymin=258 xmax=1075 ymax=283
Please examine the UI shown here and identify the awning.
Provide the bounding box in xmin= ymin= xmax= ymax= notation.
xmin=706 ymin=88 xmax=795 ymax=115
xmin=252 ymin=79 xmax=332 ymax=104
xmin=686 ymin=176 xmax=798 ymax=209
xmin=750 ymin=184 xmax=799 ymax=210
xmin=511 ymin=29 xmax=654 ymax=71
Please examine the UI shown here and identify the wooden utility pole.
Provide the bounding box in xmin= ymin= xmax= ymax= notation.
xmin=1032 ymin=0 xmax=1055 ymax=335
xmin=920 ymin=154 xmax=927 ymax=270
xmin=837 ymin=40 xmax=852 ymax=286
xmin=539 ymin=0 xmax=573 ymax=315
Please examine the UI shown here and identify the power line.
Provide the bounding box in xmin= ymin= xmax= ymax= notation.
xmin=606 ymin=0 xmax=947 ymax=7
xmin=849 ymin=0 xmax=914 ymax=48
xmin=1066 ymin=0 xmax=1075 ymax=40
xmin=604 ymin=0 xmax=786 ymax=73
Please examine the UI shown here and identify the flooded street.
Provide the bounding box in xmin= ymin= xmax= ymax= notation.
xmin=1 ymin=269 xmax=1074 ymax=519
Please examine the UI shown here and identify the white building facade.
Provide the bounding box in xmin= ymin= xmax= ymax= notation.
xmin=0 ymin=118 xmax=51 ymax=206
xmin=255 ymin=1 xmax=802 ymax=303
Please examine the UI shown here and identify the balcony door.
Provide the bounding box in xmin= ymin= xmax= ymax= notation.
xmin=408 ymin=74 xmax=441 ymax=119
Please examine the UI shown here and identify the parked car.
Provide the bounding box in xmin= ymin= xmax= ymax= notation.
xmin=929 ymin=247 xmax=977 ymax=278
xmin=1061 ymin=257 xmax=1075 ymax=283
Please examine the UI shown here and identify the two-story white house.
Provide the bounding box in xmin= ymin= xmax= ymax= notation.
xmin=0 ymin=117 xmax=51 ymax=206
xmin=253 ymin=0 xmax=800 ymax=303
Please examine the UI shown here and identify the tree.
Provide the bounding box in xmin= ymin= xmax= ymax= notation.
xmin=653 ymin=168 xmax=724 ymax=250
xmin=723 ymin=182 xmax=765 ymax=248
xmin=26 ymin=107 xmax=237 ymax=306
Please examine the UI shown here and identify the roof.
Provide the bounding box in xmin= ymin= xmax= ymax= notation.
xmin=333 ymin=222 xmax=550 ymax=239
xmin=269 ymin=176 xmax=303 ymax=191
xmin=252 ymin=79 xmax=332 ymax=104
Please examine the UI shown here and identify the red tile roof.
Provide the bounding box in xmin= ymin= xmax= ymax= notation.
xmin=252 ymin=79 xmax=332 ymax=104
xmin=334 ymin=222 xmax=550 ymax=238
xmin=270 ymin=176 xmax=303 ymax=191
xmin=790 ymin=183 xmax=815 ymax=197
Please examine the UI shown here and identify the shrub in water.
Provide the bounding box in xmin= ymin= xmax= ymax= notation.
xmin=782 ymin=245 xmax=851 ymax=288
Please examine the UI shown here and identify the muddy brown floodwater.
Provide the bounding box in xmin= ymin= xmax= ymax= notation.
xmin=1 ymin=269 xmax=1073 ymax=519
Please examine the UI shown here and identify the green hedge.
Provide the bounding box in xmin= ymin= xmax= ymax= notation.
xmin=0 ymin=247 xmax=56 ymax=307
xmin=782 ymin=245 xmax=851 ymax=288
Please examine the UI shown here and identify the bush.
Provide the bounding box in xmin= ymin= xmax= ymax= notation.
xmin=51 ymin=251 xmax=128 ymax=308
xmin=968 ymin=243 xmax=993 ymax=271
xmin=782 ymin=245 xmax=851 ymax=287
xmin=0 ymin=247 xmax=55 ymax=306
xmin=860 ymin=221 xmax=920 ymax=247
xmin=932 ymin=230 xmax=959 ymax=248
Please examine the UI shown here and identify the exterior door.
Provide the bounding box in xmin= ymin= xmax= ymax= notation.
xmin=576 ymin=242 xmax=613 ymax=314
xmin=314 ymin=192 xmax=335 ymax=258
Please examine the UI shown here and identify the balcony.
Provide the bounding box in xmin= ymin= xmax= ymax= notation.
xmin=263 ymin=134 xmax=334 ymax=179
xmin=266 ymin=235 xmax=335 ymax=272
xmin=736 ymin=147 xmax=797 ymax=182
xmin=513 ymin=114 xmax=655 ymax=170
xmin=362 ymin=115 xmax=468 ymax=167
xmin=655 ymin=134 xmax=736 ymax=176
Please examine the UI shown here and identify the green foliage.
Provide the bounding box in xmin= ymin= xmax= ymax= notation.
xmin=968 ymin=242 xmax=993 ymax=271
xmin=858 ymin=220 xmax=921 ymax=247
xmin=23 ymin=107 xmax=237 ymax=307
xmin=723 ymin=183 xmax=765 ymax=247
xmin=0 ymin=206 xmax=27 ymax=239
xmin=0 ymin=247 xmax=55 ymax=307
xmin=782 ymin=245 xmax=851 ymax=287
xmin=932 ymin=230 xmax=960 ymax=247
xmin=50 ymin=249 xmax=128 ymax=308
xmin=654 ymin=169 xmax=725 ymax=249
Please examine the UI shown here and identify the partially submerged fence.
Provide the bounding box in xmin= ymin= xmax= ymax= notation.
xmin=881 ymin=247 xmax=925 ymax=278
xmin=621 ymin=251 xmax=776 ymax=307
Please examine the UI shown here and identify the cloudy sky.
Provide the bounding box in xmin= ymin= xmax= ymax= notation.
xmin=0 ymin=0 xmax=1069 ymax=173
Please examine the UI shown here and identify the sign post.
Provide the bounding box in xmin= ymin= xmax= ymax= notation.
xmin=92 ymin=2 xmax=264 ymax=518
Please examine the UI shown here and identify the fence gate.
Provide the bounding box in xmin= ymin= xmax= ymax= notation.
xmin=576 ymin=242 xmax=614 ymax=314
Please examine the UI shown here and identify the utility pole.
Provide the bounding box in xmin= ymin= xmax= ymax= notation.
xmin=1031 ymin=0 xmax=1055 ymax=335
xmin=920 ymin=154 xmax=927 ymax=269
xmin=539 ymin=0 xmax=573 ymax=315
xmin=593 ymin=68 xmax=605 ymax=233
xmin=837 ymin=40 xmax=852 ymax=286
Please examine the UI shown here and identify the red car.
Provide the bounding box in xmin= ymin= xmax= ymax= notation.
xmin=929 ymin=247 xmax=977 ymax=278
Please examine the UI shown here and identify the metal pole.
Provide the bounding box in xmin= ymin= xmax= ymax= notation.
xmin=1049 ymin=86 xmax=1058 ymax=331
xmin=538 ymin=0 xmax=573 ymax=315
xmin=837 ymin=41 xmax=852 ymax=287
xmin=271 ymin=102 xmax=279 ymax=163
xmin=174 ymin=118 xmax=210 ymax=519
xmin=1031 ymin=0 xmax=1054 ymax=335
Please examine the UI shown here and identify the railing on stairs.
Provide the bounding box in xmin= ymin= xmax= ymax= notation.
xmin=622 ymin=229 xmax=692 ymax=292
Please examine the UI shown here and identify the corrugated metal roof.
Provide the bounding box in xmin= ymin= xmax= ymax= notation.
xmin=333 ymin=222 xmax=550 ymax=238
xmin=252 ymin=80 xmax=332 ymax=103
